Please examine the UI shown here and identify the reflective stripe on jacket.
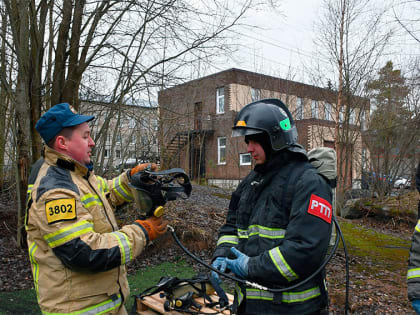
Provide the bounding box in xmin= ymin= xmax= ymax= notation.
xmin=408 ymin=219 xmax=420 ymax=301
xmin=26 ymin=146 xmax=147 ymax=314
xmin=214 ymin=151 xmax=332 ymax=314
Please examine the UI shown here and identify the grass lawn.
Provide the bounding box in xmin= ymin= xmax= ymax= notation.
xmin=0 ymin=260 xmax=195 ymax=315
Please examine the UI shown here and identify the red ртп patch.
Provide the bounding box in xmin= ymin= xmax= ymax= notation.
xmin=307 ymin=194 xmax=332 ymax=223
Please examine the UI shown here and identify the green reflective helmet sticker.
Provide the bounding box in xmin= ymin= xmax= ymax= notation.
xmin=279 ymin=118 xmax=291 ymax=130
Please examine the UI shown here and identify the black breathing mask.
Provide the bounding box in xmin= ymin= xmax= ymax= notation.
xmin=129 ymin=168 xmax=192 ymax=218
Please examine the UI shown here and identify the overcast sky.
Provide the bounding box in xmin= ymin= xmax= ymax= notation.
xmin=202 ymin=0 xmax=419 ymax=84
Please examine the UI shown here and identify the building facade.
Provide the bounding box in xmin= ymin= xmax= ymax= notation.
xmin=80 ymin=100 xmax=159 ymax=176
xmin=159 ymin=68 xmax=369 ymax=189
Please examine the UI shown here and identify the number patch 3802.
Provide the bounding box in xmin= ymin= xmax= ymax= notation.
xmin=45 ymin=198 xmax=76 ymax=224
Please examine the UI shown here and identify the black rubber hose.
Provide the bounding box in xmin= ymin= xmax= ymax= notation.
xmin=169 ymin=215 xmax=342 ymax=293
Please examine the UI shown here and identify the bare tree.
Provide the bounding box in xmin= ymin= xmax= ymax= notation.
xmin=0 ymin=0 xmax=261 ymax=243
xmin=312 ymin=0 xmax=392 ymax=203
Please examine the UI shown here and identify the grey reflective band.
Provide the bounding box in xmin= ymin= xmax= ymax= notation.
xmin=269 ymin=247 xmax=298 ymax=282
xmin=81 ymin=194 xmax=103 ymax=208
xmin=111 ymin=231 xmax=132 ymax=264
xmin=408 ymin=268 xmax=420 ymax=279
xmin=245 ymin=286 xmax=321 ymax=303
xmin=44 ymin=221 xmax=94 ymax=248
xmin=238 ymin=225 xmax=285 ymax=239
xmin=217 ymin=235 xmax=239 ymax=246
xmin=42 ymin=294 xmax=122 ymax=315
xmin=112 ymin=174 xmax=133 ymax=202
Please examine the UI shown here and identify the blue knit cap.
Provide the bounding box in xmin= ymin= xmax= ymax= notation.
xmin=35 ymin=103 xmax=95 ymax=143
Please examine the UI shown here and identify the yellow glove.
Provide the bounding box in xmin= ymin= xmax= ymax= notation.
xmin=130 ymin=163 xmax=158 ymax=176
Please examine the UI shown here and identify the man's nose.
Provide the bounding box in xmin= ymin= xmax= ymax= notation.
xmin=89 ymin=137 xmax=95 ymax=147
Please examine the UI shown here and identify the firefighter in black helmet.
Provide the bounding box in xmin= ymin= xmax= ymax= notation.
xmin=211 ymin=99 xmax=332 ymax=314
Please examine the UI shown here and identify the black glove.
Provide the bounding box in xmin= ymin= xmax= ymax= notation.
xmin=130 ymin=172 xmax=167 ymax=209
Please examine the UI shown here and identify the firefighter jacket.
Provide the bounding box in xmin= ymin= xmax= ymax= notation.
xmin=408 ymin=161 xmax=420 ymax=301
xmin=213 ymin=151 xmax=333 ymax=314
xmin=26 ymin=146 xmax=149 ymax=314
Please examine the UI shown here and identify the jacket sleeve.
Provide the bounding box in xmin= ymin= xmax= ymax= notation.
xmin=248 ymin=168 xmax=332 ymax=285
xmin=408 ymin=220 xmax=420 ymax=301
xmin=96 ymin=172 xmax=134 ymax=208
xmin=212 ymin=190 xmax=240 ymax=260
xmin=31 ymin=188 xmax=147 ymax=273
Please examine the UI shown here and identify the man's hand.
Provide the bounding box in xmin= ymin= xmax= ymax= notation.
xmin=130 ymin=163 xmax=158 ymax=176
xmin=135 ymin=216 xmax=167 ymax=241
xmin=211 ymin=257 xmax=227 ymax=285
xmin=225 ymin=247 xmax=249 ymax=279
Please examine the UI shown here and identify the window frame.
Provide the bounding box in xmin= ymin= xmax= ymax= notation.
xmin=216 ymin=87 xmax=225 ymax=114
xmin=240 ymin=153 xmax=251 ymax=165
xmin=311 ymin=100 xmax=318 ymax=119
xmin=325 ymin=102 xmax=332 ymax=121
xmin=217 ymin=137 xmax=226 ymax=165
xmin=296 ymin=97 xmax=304 ymax=120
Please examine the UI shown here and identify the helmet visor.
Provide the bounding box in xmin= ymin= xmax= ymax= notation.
xmin=232 ymin=127 xmax=263 ymax=138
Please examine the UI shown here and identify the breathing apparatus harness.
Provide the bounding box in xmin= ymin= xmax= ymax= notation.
xmin=130 ymin=168 xmax=349 ymax=315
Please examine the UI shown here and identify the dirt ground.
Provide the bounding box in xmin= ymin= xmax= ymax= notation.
xmin=0 ymin=184 xmax=418 ymax=314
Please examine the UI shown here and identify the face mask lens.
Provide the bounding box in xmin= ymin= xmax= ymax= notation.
xmin=128 ymin=185 xmax=153 ymax=216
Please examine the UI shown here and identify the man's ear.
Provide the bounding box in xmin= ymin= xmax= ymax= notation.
xmin=55 ymin=135 xmax=67 ymax=150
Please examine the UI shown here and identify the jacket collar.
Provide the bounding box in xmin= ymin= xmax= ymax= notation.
xmin=44 ymin=145 xmax=90 ymax=177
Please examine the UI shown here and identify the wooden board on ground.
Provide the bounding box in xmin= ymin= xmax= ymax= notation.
xmin=136 ymin=291 xmax=234 ymax=314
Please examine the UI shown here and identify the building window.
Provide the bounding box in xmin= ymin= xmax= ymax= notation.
xmin=361 ymin=110 xmax=366 ymax=130
xmin=240 ymin=153 xmax=251 ymax=165
xmin=296 ymin=97 xmax=303 ymax=120
xmin=116 ymin=150 xmax=121 ymax=158
xmin=311 ymin=100 xmax=318 ymax=119
xmin=251 ymin=88 xmax=261 ymax=102
xmin=128 ymin=118 xmax=135 ymax=129
xmin=104 ymin=149 xmax=109 ymax=158
xmin=349 ymin=109 xmax=355 ymax=125
xmin=152 ymin=119 xmax=158 ymax=131
xmin=218 ymin=137 xmax=226 ymax=164
xmin=325 ymin=103 xmax=332 ymax=121
xmin=339 ymin=106 xmax=345 ymax=124
xmin=216 ymin=87 xmax=224 ymax=114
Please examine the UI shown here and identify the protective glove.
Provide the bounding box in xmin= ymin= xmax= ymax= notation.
xmin=130 ymin=163 xmax=158 ymax=176
xmin=412 ymin=299 xmax=420 ymax=314
xmin=135 ymin=216 xmax=167 ymax=241
xmin=225 ymin=247 xmax=249 ymax=279
xmin=211 ymin=257 xmax=227 ymax=285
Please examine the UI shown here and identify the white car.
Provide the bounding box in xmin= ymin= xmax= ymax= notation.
xmin=394 ymin=177 xmax=411 ymax=189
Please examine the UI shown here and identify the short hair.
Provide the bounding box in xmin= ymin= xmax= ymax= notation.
xmin=47 ymin=126 xmax=77 ymax=148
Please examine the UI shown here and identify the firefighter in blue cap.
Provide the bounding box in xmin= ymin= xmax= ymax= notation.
xmin=211 ymin=99 xmax=332 ymax=314
xmin=25 ymin=103 xmax=166 ymax=314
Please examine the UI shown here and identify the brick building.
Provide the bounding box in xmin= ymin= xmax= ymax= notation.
xmin=158 ymin=68 xmax=369 ymax=188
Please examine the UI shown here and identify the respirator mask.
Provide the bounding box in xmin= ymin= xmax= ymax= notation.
xmin=129 ymin=168 xmax=192 ymax=218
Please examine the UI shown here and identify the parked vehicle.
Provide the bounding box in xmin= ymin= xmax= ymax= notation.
xmin=394 ymin=177 xmax=411 ymax=189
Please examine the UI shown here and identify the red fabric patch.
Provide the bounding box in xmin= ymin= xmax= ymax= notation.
xmin=307 ymin=194 xmax=332 ymax=224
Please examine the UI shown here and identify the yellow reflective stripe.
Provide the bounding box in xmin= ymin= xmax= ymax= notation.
xmin=111 ymin=231 xmax=132 ymax=264
xmin=408 ymin=268 xmax=420 ymax=279
xmin=245 ymin=286 xmax=321 ymax=303
xmin=28 ymin=242 xmax=39 ymax=301
xmin=97 ymin=176 xmax=109 ymax=194
xmin=415 ymin=220 xmax=420 ymax=233
xmin=238 ymin=225 xmax=286 ymax=239
xmin=27 ymin=184 xmax=33 ymax=194
xmin=217 ymin=235 xmax=239 ymax=246
xmin=235 ymin=283 xmax=243 ymax=305
xmin=44 ymin=221 xmax=94 ymax=248
xmin=112 ymin=174 xmax=133 ymax=202
xmin=41 ymin=294 xmax=122 ymax=315
xmin=81 ymin=193 xmax=103 ymax=208
xmin=269 ymin=247 xmax=298 ymax=282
